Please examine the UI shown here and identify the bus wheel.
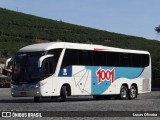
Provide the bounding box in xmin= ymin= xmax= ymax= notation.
xmin=129 ymin=86 xmax=137 ymax=100
xmin=120 ymin=85 xmax=128 ymax=100
xmin=34 ymin=97 xmax=40 ymax=102
xmin=60 ymin=86 xmax=67 ymax=102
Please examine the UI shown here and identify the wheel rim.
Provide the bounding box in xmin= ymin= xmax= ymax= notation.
xmin=121 ymin=88 xmax=127 ymax=98
xmin=130 ymin=87 xmax=136 ymax=98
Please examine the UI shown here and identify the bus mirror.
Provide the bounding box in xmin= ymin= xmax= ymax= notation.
xmin=38 ymin=54 xmax=54 ymax=68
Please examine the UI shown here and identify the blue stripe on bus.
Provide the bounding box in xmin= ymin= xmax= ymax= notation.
xmin=85 ymin=66 xmax=144 ymax=94
xmin=58 ymin=66 xmax=144 ymax=95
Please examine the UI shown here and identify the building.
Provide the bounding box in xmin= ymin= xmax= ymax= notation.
xmin=0 ymin=64 xmax=4 ymax=75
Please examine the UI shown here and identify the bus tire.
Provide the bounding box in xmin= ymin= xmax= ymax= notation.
xmin=60 ymin=86 xmax=67 ymax=102
xmin=34 ymin=97 xmax=40 ymax=102
xmin=129 ymin=86 xmax=137 ymax=100
xmin=120 ymin=85 xmax=128 ymax=100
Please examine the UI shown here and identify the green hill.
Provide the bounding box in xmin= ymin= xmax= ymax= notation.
xmin=0 ymin=8 xmax=160 ymax=87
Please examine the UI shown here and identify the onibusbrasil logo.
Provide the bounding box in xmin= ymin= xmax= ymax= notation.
xmin=1 ymin=111 xmax=42 ymax=118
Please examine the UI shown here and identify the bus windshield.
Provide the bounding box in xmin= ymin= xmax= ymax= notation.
xmin=12 ymin=49 xmax=62 ymax=84
xmin=12 ymin=52 xmax=43 ymax=84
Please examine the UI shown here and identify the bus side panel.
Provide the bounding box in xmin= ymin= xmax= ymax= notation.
xmin=57 ymin=66 xmax=92 ymax=96
xmin=86 ymin=66 xmax=145 ymax=95
xmin=108 ymin=66 xmax=151 ymax=94
xmin=71 ymin=66 xmax=92 ymax=95
xmin=56 ymin=65 xmax=151 ymax=96
xmin=39 ymin=76 xmax=55 ymax=97
xmin=136 ymin=65 xmax=151 ymax=93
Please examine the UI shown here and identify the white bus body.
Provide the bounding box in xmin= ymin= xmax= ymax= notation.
xmin=11 ymin=42 xmax=151 ymax=102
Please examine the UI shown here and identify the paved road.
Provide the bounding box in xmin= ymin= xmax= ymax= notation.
xmin=0 ymin=88 xmax=160 ymax=119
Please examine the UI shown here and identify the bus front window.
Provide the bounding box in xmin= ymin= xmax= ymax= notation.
xmin=12 ymin=49 xmax=62 ymax=84
xmin=12 ymin=53 xmax=43 ymax=84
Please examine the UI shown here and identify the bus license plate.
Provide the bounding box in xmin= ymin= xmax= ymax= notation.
xmin=20 ymin=92 xmax=27 ymax=96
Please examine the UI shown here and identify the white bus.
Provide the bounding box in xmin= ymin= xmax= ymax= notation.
xmin=11 ymin=42 xmax=151 ymax=102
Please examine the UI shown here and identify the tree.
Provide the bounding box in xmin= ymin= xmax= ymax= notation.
xmin=1 ymin=49 xmax=9 ymax=58
xmin=155 ymin=25 xmax=160 ymax=33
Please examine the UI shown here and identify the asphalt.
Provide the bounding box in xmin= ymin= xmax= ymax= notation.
xmin=0 ymin=88 xmax=160 ymax=120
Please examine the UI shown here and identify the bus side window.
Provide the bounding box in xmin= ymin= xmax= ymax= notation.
xmin=93 ymin=51 xmax=106 ymax=66
xmin=106 ymin=52 xmax=120 ymax=66
xmin=119 ymin=53 xmax=131 ymax=67
xmin=42 ymin=57 xmax=54 ymax=78
xmin=61 ymin=49 xmax=79 ymax=68
xmin=78 ymin=50 xmax=93 ymax=66
xmin=141 ymin=54 xmax=149 ymax=67
xmin=47 ymin=49 xmax=62 ymax=67
xmin=132 ymin=54 xmax=142 ymax=67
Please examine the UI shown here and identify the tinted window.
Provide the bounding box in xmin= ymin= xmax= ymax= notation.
xmin=61 ymin=49 xmax=149 ymax=68
xmin=42 ymin=57 xmax=54 ymax=78
xmin=106 ymin=52 xmax=120 ymax=66
xmin=141 ymin=54 xmax=150 ymax=67
xmin=61 ymin=49 xmax=79 ymax=68
xmin=79 ymin=50 xmax=93 ymax=66
xmin=132 ymin=54 xmax=142 ymax=67
xmin=119 ymin=53 xmax=131 ymax=67
xmin=93 ymin=51 xmax=106 ymax=66
xmin=48 ymin=49 xmax=62 ymax=64
xmin=12 ymin=52 xmax=44 ymax=84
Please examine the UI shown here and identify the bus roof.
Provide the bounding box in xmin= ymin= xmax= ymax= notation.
xmin=18 ymin=42 xmax=150 ymax=54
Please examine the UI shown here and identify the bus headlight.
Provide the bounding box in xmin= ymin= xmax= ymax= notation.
xmin=11 ymin=85 xmax=14 ymax=89
xmin=35 ymin=84 xmax=40 ymax=88
xmin=31 ymin=83 xmax=40 ymax=89
xmin=31 ymin=82 xmax=47 ymax=89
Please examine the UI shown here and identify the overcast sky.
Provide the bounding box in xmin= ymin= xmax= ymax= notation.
xmin=0 ymin=0 xmax=160 ymax=40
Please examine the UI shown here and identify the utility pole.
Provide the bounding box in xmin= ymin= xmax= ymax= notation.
xmin=16 ymin=7 xmax=19 ymax=12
